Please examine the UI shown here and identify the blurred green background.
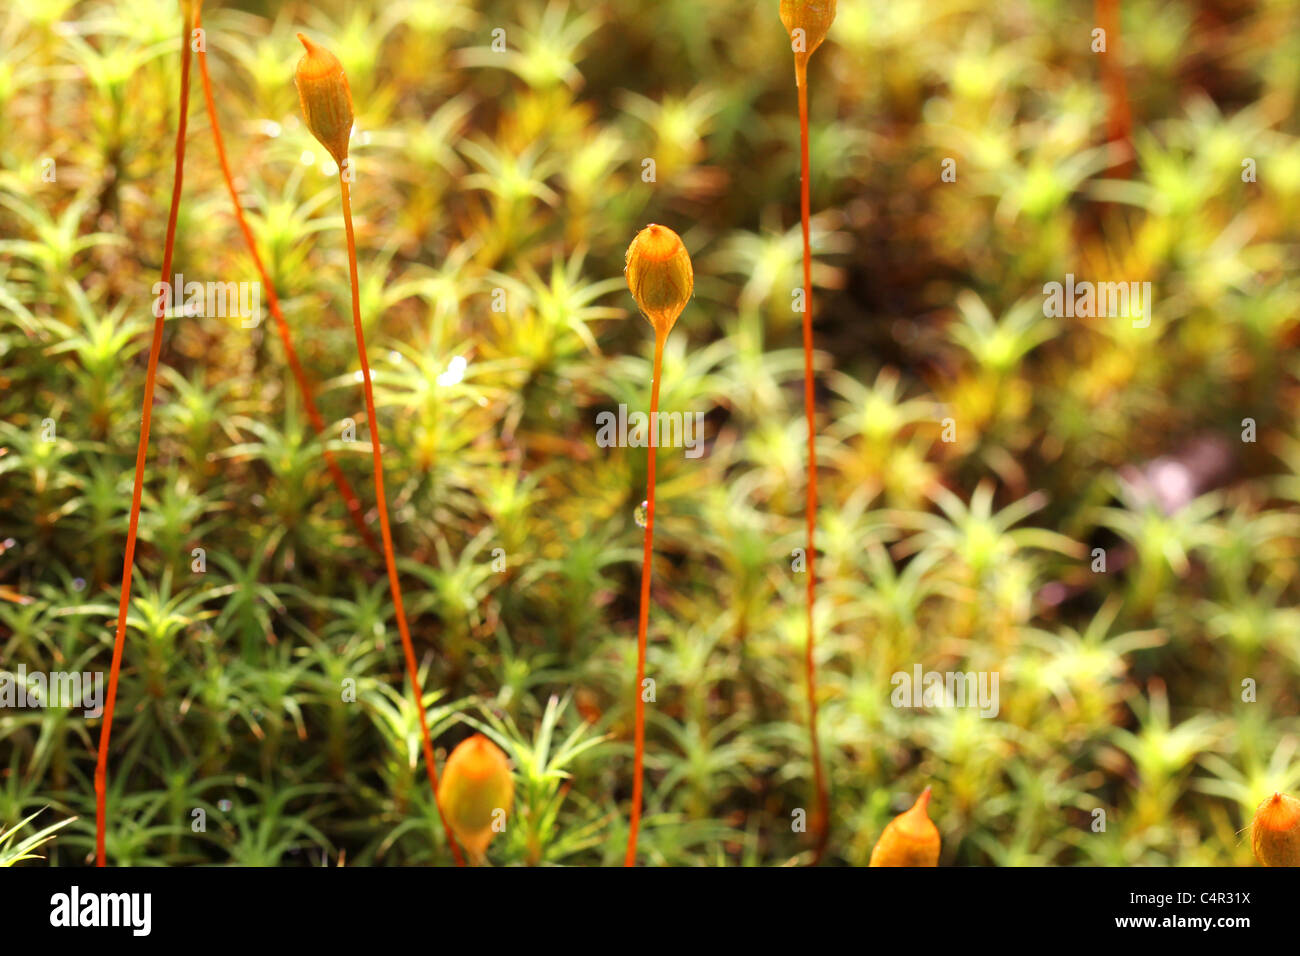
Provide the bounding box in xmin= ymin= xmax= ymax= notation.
xmin=2 ymin=0 xmax=1300 ymax=865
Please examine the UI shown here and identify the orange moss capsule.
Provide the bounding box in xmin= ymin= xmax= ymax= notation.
xmin=1251 ymin=792 xmax=1300 ymax=867
xmin=436 ymin=734 xmax=514 ymax=862
xmin=625 ymin=224 xmax=693 ymax=338
xmin=869 ymin=786 xmax=940 ymax=867
xmin=779 ymin=0 xmax=837 ymax=70
xmin=294 ymin=33 xmax=353 ymax=163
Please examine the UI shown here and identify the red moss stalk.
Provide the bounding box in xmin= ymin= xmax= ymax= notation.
xmin=622 ymin=224 xmax=693 ymax=865
xmin=94 ymin=1 xmax=195 ymax=867
xmin=781 ymin=0 xmax=835 ymax=863
xmin=1096 ymin=0 xmax=1132 ymax=176
xmin=625 ymin=330 xmax=664 ymax=866
xmin=340 ymin=174 xmax=463 ymax=866
xmin=295 ymin=32 xmax=464 ymax=865
xmin=195 ymin=11 xmax=380 ymax=555
xmin=796 ymin=71 xmax=830 ymax=863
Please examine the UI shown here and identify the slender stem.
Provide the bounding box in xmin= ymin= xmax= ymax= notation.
xmin=338 ymin=174 xmax=464 ymax=867
xmin=94 ymin=8 xmax=193 ymax=868
xmin=1096 ymin=0 xmax=1132 ymax=175
xmin=624 ymin=330 xmax=665 ymax=866
xmin=195 ymin=22 xmax=380 ymax=556
xmin=797 ymin=63 xmax=830 ymax=863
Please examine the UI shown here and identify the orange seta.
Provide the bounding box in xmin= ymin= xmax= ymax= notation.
xmin=295 ymin=32 xmax=463 ymax=866
xmin=194 ymin=11 xmax=379 ymax=555
xmin=780 ymin=0 xmax=836 ymax=864
xmin=622 ymin=224 xmax=693 ymax=865
xmin=1095 ymin=0 xmax=1132 ymax=176
xmin=94 ymin=0 xmax=195 ymax=868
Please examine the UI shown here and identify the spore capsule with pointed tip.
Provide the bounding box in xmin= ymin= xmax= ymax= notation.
xmin=869 ymin=786 xmax=941 ymax=867
xmin=294 ymin=34 xmax=353 ymax=163
xmin=1252 ymin=792 xmax=1300 ymax=867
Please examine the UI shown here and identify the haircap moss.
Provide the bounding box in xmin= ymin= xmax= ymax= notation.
xmin=294 ymin=33 xmax=354 ymax=163
xmin=624 ymin=224 xmax=693 ymax=339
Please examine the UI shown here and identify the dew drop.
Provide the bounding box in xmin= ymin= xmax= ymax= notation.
xmin=634 ymin=500 xmax=649 ymax=528
xmin=218 ymin=799 xmax=232 ymax=812
xmin=436 ymin=355 xmax=467 ymax=387
xmin=72 ymin=577 xmax=86 ymax=592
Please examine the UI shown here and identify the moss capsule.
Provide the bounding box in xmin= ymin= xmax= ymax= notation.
xmin=625 ymin=224 xmax=693 ymax=339
xmin=869 ymin=787 xmax=940 ymax=867
xmin=437 ymin=734 xmax=514 ymax=862
xmin=294 ymin=33 xmax=354 ymax=163
xmin=779 ymin=0 xmax=837 ymax=69
xmin=1252 ymin=792 xmax=1300 ymax=867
